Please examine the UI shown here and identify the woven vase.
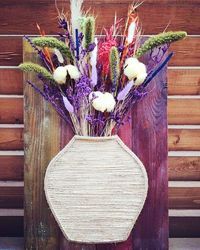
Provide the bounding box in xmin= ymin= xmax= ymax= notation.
xmin=44 ymin=135 xmax=148 ymax=244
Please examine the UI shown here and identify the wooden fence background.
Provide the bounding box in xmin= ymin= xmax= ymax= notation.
xmin=0 ymin=0 xmax=200 ymax=248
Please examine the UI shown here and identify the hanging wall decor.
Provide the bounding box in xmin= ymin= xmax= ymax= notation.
xmin=20 ymin=0 xmax=187 ymax=244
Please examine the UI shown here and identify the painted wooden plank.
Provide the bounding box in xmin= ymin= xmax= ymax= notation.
xmin=0 ymin=37 xmax=199 ymax=67
xmin=0 ymin=98 xmax=23 ymax=124
xmin=23 ymin=40 xmax=60 ymax=249
xmin=168 ymin=68 xmax=200 ymax=95
xmin=168 ymin=99 xmax=200 ymax=125
xmin=131 ymin=68 xmax=168 ymax=247
xmin=169 ymin=187 xmax=200 ymax=209
xmin=0 ymin=128 xmax=23 ymax=150
xmin=168 ymin=129 xmax=200 ymax=151
xmin=0 ymin=156 xmax=23 ymax=181
xmin=168 ymin=156 xmax=200 ymax=181
xmin=0 ymin=186 xmax=23 ymax=208
xmin=169 ymin=217 xmax=200 ymax=238
xmin=0 ymin=238 xmax=24 ymax=249
xmin=0 ymin=1 xmax=199 ymax=34
xmin=0 ymin=69 xmax=23 ymax=95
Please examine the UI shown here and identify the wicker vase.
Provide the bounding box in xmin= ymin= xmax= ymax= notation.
xmin=44 ymin=135 xmax=148 ymax=243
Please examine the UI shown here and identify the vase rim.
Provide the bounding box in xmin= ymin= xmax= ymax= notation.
xmin=73 ymin=135 xmax=119 ymax=140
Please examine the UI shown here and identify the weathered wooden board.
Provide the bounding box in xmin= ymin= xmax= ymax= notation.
xmin=0 ymin=237 xmax=24 ymax=249
xmin=168 ymin=157 xmax=200 ymax=181
xmin=0 ymin=156 xmax=24 ymax=181
xmin=0 ymin=186 xmax=23 ymax=208
xmin=24 ymin=40 xmax=61 ymax=249
xmin=0 ymin=0 xmax=199 ymax=35
xmin=0 ymin=217 xmax=23 ymax=237
xmin=1 ymin=37 xmax=200 ymax=67
xmin=168 ymin=68 xmax=200 ymax=95
xmin=0 ymin=69 xmax=23 ymax=95
xmin=0 ymin=128 xmax=23 ymax=150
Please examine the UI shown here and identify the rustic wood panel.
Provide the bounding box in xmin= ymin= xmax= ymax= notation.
xmin=168 ymin=99 xmax=200 ymax=125
xmin=0 ymin=156 xmax=23 ymax=181
xmin=1 ymin=37 xmax=199 ymax=67
xmin=168 ymin=129 xmax=200 ymax=151
xmin=0 ymin=98 xmax=23 ymax=124
xmin=0 ymin=128 xmax=23 ymax=150
xmin=0 ymin=217 xmax=23 ymax=237
xmin=169 ymin=187 xmax=200 ymax=209
xmin=0 ymin=0 xmax=199 ymax=35
xmin=131 ymin=67 xmax=168 ymax=248
xmin=24 ymin=41 xmax=61 ymax=250
xmin=169 ymin=217 xmax=200 ymax=238
xmin=0 ymin=69 xmax=23 ymax=95
xmin=168 ymin=157 xmax=200 ymax=181
xmin=0 ymin=186 xmax=23 ymax=208
xmin=3 ymin=98 xmax=200 ymax=125
xmin=168 ymin=68 xmax=200 ymax=95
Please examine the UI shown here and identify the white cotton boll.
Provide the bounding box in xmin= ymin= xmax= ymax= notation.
xmin=89 ymin=91 xmax=106 ymax=112
xmin=54 ymin=48 xmax=64 ymax=64
xmin=53 ymin=66 xmax=67 ymax=84
xmin=103 ymin=92 xmax=116 ymax=112
xmin=124 ymin=57 xmax=139 ymax=68
xmin=65 ymin=65 xmax=81 ymax=80
xmin=134 ymin=72 xmax=147 ymax=86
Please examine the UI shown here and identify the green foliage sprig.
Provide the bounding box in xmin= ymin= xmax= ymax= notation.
xmin=110 ymin=46 xmax=120 ymax=92
xmin=82 ymin=16 xmax=95 ymax=49
xmin=32 ymin=37 xmax=73 ymax=59
xmin=19 ymin=62 xmax=54 ymax=81
xmin=135 ymin=31 xmax=187 ymax=58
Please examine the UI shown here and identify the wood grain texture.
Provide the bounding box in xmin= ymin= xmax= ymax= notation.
xmin=1 ymin=36 xmax=199 ymax=67
xmin=0 ymin=238 xmax=24 ymax=249
xmin=0 ymin=218 xmax=23 ymax=237
xmin=169 ymin=217 xmax=200 ymax=238
xmin=168 ymin=157 xmax=200 ymax=181
xmin=45 ymin=136 xmax=148 ymax=244
xmin=131 ymin=67 xmax=168 ymax=248
xmin=168 ymin=129 xmax=200 ymax=151
xmin=0 ymin=186 xmax=23 ymax=209
xmin=168 ymin=68 xmax=200 ymax=95
xmin=0 ymin=128 xmax=23 ymax=150
xmin=0 ymin=0 xmax=199 ymax=35
xmin=3 ymin=98 xmax=200 ymax=125
xmin=0 ymin=69 xmax=23 ymax=95
xmin=168 ymin=99 xmax=200 ymax=125
xmin=169 ymin=187 xmax=200 ymax=209
xmin=0 ymin=98 xmax=23 ymax=124
xmin=0 ymin=156 xmax=23 ymax=181
xmin=24 ymin=40 xmax=60 ymax=250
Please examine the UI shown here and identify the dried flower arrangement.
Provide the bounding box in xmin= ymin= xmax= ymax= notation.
xmin=19 ymin=1 xmax=187 ymax=137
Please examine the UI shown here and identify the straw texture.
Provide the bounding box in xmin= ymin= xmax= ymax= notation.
xmin=44 ymin=135 xmax=148 ymax=243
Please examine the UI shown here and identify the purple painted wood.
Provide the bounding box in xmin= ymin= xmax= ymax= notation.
xmin=131 ymin=67 xmax=168 ymax=249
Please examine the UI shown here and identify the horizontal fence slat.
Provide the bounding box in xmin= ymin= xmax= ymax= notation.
xmin=169 ymin=187 xmax=200 ymax=209
xmin=168 ymin=68 xmax=200 ymax=95
xmin=169 ymin=217 xmax=200 ymax=238
xmin=0 ymin=68 xmax=199 ymax=95
xmin=168 ymin=129 xmax=200 ymax=151
xmin=0 ymin=237 xmax=23 ymax=249
xmin=0 ymin=186 xmax=23 ymax=209
xmin=0 ymin=128 xmax=199 ymax=151
xmin=168 ymin=99 xmax=200 ymax=125
xmin=0 ymin=69 xmax=23 ymax=95
xmin=1 ymin=98 xmax=200 ymax=125
xmin=0 ymin=98 xmax=23 ymax=124
xmin=0 ymin=217 xmax=23 ymax=237
xmin=0 ymin=156 xmax=23 ymax=181
xmin=0 ymin=1 xmax=199 ymax=35
xmin=168 ymin=157 xmax=200 ymax=181
xmin=0 ymin=37 xmax=199 ymax=67
xmin=0 ymin=128 xmax=23 ymax=150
